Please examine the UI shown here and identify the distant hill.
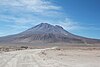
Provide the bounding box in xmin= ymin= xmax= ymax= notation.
xmin=0 ymin=23 xmax=100 ymax=46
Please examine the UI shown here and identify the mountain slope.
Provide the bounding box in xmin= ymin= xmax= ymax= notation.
xmin=0 ymin=23 xmax=100 ymax=44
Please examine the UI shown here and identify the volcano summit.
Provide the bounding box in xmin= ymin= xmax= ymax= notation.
xmin=0 ymin=23 xmax=100 ymax=45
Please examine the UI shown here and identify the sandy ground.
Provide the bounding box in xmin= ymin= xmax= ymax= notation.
xmin=0 ymin=47 xmax=100 ymax=67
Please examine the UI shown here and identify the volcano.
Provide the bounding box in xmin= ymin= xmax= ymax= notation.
xmin=0 ymin=23 xmax=100 ymax=45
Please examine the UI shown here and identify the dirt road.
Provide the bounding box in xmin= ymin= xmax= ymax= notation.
xmin=0 ymin=48 xmax=100 ymax=67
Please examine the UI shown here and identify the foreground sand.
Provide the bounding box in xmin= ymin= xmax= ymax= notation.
xmin=0 ymin=47 xmax=100 ymax=67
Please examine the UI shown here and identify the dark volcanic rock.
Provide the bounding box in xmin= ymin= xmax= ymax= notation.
xmin=0 ymin=23 xmax=100 ymax=44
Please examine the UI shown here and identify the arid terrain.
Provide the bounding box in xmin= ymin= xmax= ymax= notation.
xmin=0 ymin=0 xmax=100 ymax=66
xmin=0 ymin=47 xmax=100 ymax=67
xmin=0 ymin=22 xmax=100 ymax=67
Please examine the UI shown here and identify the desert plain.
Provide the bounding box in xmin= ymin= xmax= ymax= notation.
xmin=0 ymin=46 xmax=100 ymax=67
